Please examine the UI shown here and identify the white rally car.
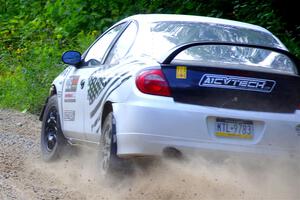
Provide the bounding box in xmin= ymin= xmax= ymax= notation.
xmin=40 ymin=14 xmax=300 ymax=173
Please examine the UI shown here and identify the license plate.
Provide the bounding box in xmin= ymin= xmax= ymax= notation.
xmin=215 ymin=118 xmax=254 ymax=139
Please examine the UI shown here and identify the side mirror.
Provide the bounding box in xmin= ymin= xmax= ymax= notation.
xmin=62 ymin=51 xmax=81 ymax=66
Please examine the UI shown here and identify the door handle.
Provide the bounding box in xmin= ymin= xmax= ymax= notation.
xmin=80 ymin=79 xmax=85 ymax=89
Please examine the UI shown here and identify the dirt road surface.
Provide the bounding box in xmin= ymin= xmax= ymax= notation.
xmin=0 ymin=109 xmax=299 ymax=200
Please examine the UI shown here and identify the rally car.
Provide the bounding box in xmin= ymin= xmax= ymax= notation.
xmin=40 ymin=14 xmax=300 ymax=173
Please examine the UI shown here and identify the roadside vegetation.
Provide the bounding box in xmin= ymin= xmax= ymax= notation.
xmin=1 ymin=0 xmax=299 ymax=114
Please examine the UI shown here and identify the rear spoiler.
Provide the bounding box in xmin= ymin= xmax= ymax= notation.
xmin=159 ymin=41 xmax=300 ymax=72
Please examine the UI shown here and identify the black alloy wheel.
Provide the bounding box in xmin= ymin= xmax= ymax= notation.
xmin=41 ymin=95 xmax=67 ymax=161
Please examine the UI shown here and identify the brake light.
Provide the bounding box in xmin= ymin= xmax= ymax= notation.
xmin=136 ymin=69 xmax=171 ymax=97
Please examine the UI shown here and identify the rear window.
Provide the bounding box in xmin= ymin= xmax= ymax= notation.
xmin=174 ymin=45 xmax=297 ymax=75
xmin=148 ymin=21 xmax=281 ymax=57
xmin=147 ymin=21 xmax=296 ymax=75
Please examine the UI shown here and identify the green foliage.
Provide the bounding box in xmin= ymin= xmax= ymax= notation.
xmin=0 ymin=0 xmax=299 ymax=114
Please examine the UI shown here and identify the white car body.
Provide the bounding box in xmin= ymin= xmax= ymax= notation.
xmin=47 ymin=14 xmax=300 ymax=159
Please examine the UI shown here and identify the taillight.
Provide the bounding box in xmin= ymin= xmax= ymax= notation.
xmin=136 ymin=69 xmax=171 ymax=97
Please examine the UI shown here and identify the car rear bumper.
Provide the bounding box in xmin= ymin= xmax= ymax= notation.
xmin=113 ymin=94 xmax=300 ymax=158
xmin=117 ymin=133 xmax=299 ymax=158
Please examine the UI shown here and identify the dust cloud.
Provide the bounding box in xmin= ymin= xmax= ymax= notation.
xmin=28 ymin=147 xmax=300 ymax=200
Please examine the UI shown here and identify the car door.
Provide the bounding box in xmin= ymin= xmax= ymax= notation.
xmin=61 ymin=22 xmax=128 ymax=141
xmin=84 ymin=21 xmax=138 ymax=142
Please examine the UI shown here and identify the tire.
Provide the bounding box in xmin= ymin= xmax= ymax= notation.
xmin=99 ymin=112 xmax=131 ymax=175
xmin=41 ymin=95 xmax=67 ymax=161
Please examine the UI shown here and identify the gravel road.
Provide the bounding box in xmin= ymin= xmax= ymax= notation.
xmin=0 ymin=109 xmax=299 ymax=200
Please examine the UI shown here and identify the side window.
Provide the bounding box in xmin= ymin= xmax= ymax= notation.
xmin=105 ymin=22 xmax=138 ymax=65
xmin=84 ymin=23 xmax=126 ymax=66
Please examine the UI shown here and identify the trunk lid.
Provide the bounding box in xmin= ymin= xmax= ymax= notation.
xmin=161 ymin=64 xmax=300 ymax=113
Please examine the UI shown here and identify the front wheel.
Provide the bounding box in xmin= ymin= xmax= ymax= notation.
xmin=40 ymin=95 xmax=67 ymax=161
xmin=99 ymin=112 xmax=131 ymax=175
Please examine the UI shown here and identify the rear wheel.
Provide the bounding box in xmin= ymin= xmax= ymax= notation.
xmin=41 ymin=95 xmax=67 ymax=161
xmin=99 ymin=112 xmax=131 ymax=175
